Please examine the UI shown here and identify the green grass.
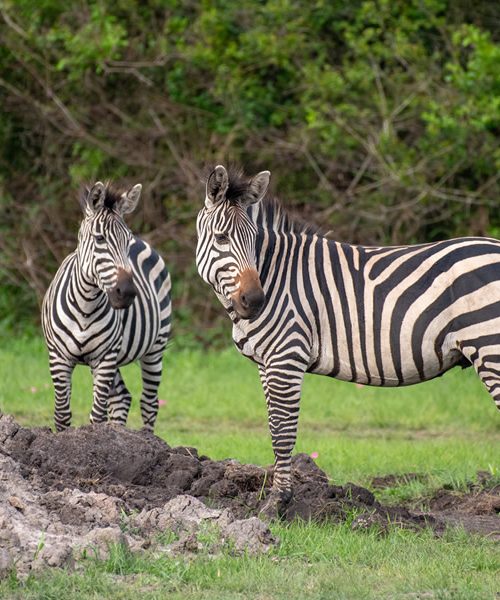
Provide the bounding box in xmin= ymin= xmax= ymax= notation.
xmin=0 ymin=336 xmax=499 ymax=599
xmin=1 ymin=526 xmax=498 ymax=599
xmin=1 ymin=337 xmax=498 ymax=491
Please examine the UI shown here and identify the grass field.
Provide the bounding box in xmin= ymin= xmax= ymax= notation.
xmin=0 ymin=336 xmax=499 ymax=599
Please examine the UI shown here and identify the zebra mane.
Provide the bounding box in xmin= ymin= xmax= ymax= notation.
xmin=79 ymin=182 xmax=125 ymax=212
xmin=218 ymin=166 xmax=321 ymax=235
xmin=253 ymin=196 xmax=323 ymax=236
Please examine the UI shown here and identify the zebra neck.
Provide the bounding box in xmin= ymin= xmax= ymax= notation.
xmin=255 ymin=228 xmax=288 ymax=291
xmin=71 ymin=253 xmax=108 ymax=312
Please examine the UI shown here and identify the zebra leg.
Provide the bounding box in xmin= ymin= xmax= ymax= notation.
xmin=258 ymin=361 xmax=305 ymax=519
xmin=139 ymin=348 xmax=164 ymax=431
xmin=107 ymin=369 xmax=132 ymax=425
xmin=89 ymin=357 xmax=118 ymax=425
xmin=465 ymin=346 xmax=500 ymax=411
xmin=48 ymin=354 xmax=75 ymax=432
xmin=258 ymin=363 xmax=270 ymax=409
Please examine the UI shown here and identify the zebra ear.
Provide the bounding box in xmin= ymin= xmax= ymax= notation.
xmin=85 ymin=181 xmax=106 ymax=213
xmin=245 ymin=170 xmax=270 ymax=206
xmin=205 ymin=165 xmax=229 ymax=209
xmin=118 ymin=183 xmax=142 ymax=215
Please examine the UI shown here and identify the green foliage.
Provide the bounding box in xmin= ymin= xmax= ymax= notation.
xmin=0 ymin=0 xmax=498 ymax=336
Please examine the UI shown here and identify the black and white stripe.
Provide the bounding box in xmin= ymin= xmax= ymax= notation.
xmin=42 ymin=181 xmax=171 ymax=431
xmin=196 ymin=165 xmax=500 ymax=503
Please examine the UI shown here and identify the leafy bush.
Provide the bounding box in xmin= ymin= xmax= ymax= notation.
xmin=0 ymin=0 xmax=498 ymax=341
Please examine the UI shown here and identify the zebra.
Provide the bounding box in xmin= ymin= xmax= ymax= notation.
xmin=196 ymin=164 xmax=500 ymax=516
xmin=42 ymin=181 xmax=171 ymax=432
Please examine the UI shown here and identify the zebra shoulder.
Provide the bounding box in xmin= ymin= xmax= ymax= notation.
xmin=130 ymin=236 xmax=169 ymax=280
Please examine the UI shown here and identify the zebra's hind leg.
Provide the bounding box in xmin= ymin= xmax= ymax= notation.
xmin=464 ymin=345 xmax=500 ymax=411
xmin=89 ymin=354 xmax=119 ymax=425
xmin=48 ymin=353 xmax=75 ymax=432
xmin=107 ymin=369 xmax=132 ymax=425
xmin=139 ymin=348 xmax=164 ymax=431
xmin=258 ymin=360 xmax=305 ymax=519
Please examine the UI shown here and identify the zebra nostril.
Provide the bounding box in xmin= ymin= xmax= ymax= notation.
xmin=240 ymin=290 xmax=264 ymax=312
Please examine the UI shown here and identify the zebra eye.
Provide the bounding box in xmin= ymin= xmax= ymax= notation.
xmin=215 ymin=233 xmax=229 ymax=245
xmin=94 ymin=234 xmax=105 ymax=243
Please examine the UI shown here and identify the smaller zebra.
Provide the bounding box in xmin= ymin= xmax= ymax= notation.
xmin=42 ymin=181 xmax=171 ymax=431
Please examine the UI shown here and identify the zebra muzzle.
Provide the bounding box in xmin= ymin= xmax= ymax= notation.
xmin=108 ymin=268 xmax=137 ymax=309
xmin=231 ymin=269 xmax=265 ymax=319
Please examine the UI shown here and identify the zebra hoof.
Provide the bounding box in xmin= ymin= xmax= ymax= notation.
xmin=55 ymin=425 xmax=71 ymax=433
xmin=258 ymin=489 xmax=292 ymax=522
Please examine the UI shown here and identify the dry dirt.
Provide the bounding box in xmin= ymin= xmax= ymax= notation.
xmin=0 ymin=414 xmax=498 ymax=578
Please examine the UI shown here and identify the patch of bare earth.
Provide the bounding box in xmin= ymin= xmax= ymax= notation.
xmin=370 ymin=471 xmax=500 ymax=539
xmin=0 ymin=414 xmax=497 ymax=578
xmin=426 ymin=474 xmax=500 ymax=539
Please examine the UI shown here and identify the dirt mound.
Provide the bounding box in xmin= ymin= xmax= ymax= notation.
xmin=0 ymin=414 xmax=498 ymax=576
xmin=0 ymin=415 xmax=276 ymax=577
xmin=1 ymin=415 xmax=433 ymax=527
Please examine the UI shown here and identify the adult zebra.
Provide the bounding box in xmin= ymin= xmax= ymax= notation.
xmin=196 ymin=165 xmax=500 ymax=515
xmin=42 ymin=181 xmax=171 ymax=432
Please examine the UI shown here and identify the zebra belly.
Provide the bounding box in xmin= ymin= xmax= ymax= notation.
xmin=115 ymin=301 xmax=161 ymax=365
xmin=309 ymin=350 xmax=462 ymax=386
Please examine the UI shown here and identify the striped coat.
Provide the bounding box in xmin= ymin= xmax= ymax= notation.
xmin=42 ymin=182 xmax=171 ymax=431
xmin=196 ymin=165 xmax=500 ymax=512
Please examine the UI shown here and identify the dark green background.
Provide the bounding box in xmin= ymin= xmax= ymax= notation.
xmin=1 ymin=0 xmax=498 ymax=344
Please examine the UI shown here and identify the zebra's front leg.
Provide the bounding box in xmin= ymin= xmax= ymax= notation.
xmin=48 ymin=353 xmax=75 ymax=432
xmin=258 ymin=361 xmax=305 ymax=519
xmin=89 ymin=355 xmax=118 ymax=425
xmin=139 ymin=348 xmax=164 ymax=431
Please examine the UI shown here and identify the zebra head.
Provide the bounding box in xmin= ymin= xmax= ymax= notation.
xmin=78 ymin=181 xmax=142 ymax=309
xmin=196 ymin=165 xmax=270 ymax=319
